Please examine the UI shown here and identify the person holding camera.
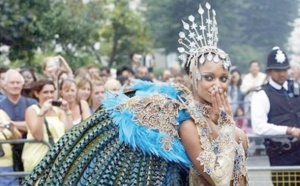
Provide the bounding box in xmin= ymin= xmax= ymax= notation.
xmin=0 ymin=109 xmax=21 ymax=186
xmin=251 ymin=47 xmax=300 ymax=185
xmin=43 ymin=56 xmax=73 ymax=81
xmin=0 ymin=69 xmax=37 ymax=179
xmin=43 ymin=56 xmax=74 ymax=100
xmin=22 ymin=79 xmax=73 ymax=171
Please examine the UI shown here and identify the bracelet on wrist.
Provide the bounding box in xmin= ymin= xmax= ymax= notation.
xmin=65 ymin=110 xmax=72 ymax=115
xmin=287 ymin=127 xmax=296 ymax=135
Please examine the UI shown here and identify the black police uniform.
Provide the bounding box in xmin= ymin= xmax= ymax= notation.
xmin=262 ymin=80 xmax=300 ymax=165
xmin=259 ymin=47 xmax=300 ymax=185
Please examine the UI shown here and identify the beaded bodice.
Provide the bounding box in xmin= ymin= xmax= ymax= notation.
xmin=188 ymin=99 xmax=248 ymax=185
xmin=171 ymin=83 xmax=248 ymax=185
xmin=109 ymin=81 xmax=248 ymax=185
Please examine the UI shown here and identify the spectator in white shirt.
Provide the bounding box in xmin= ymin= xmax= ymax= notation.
xmin=241 ymin=60 xmax=266 ymax=120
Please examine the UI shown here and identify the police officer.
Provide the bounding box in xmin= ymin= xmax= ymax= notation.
xmin=251 ymin=46 xmax=300 ymax=185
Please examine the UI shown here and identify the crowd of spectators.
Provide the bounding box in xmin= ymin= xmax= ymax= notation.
xmin=1 ymin=52 xmax=300 ymax=185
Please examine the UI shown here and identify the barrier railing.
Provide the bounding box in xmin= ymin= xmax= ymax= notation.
xmin=0 ymin=139 xmax=51 ymax=178
xmin=1 ymin=137 xmax=299 ymax=185
xmin=0 ymin=139 xmax=52 ymax=147
xmin=248 ymin=166 xmax=300 ymax=186
xmin=247 ymin=135 xmax=300 ymax=185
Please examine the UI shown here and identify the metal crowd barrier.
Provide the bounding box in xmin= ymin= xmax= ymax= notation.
xmin=247 ymin=135 xmax=300 ymax=185
xmin=248 ymin=166 xmax=300 ymax=186
xmin=0 ymin=139 xmax=52 ymax=178
xmin=1 ymin=137 xmax=299 ymax=185
xmin=0 ymin=139 xmax=52 ymax=147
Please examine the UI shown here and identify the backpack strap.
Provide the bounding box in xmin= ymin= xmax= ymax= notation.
xmin=36 ymin=105 xmax=55 ymax=146
xmin=79 ymin=101 xmax=83 ymax=116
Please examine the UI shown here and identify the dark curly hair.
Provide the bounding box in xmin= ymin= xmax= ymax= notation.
xmin=229 ymin=68 xmax=242 ymax=87
xmin=30 ymin=79 xmax=55 ymax=100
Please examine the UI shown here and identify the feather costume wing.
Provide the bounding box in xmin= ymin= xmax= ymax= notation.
xmin=22 ymin=80 xmax=191 ymax=186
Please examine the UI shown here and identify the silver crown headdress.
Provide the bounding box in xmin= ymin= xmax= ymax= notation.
xmin=177 ymin=2 xmax=231 ymax=87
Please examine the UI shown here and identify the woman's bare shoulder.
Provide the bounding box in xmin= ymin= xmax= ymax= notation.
xmin=179 ymin=119 xmax=197 ymax=136
xmin=180 ymin=119 xmax=195 ymax=129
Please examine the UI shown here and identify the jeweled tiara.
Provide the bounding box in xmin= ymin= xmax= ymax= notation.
xmin=177 ymin=2 xmax=231 ymax=71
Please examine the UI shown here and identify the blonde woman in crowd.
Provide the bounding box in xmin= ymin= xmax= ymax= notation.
xmin=0 ymin=109 xmax=21 ymax=186
xmin=22 ymin=79 xmax=73 ymax=172
xmin=59 ymin=78 xmax=91 ymax=125
xmin=43 ymin=56 xmax=73 ymax=99
xmin=76 ymin=77 xmax=92 ymax=107
xmin=90 ymin=80 xmax=105 ymax=113
xmin=55 ymin=70 xmax=71 ymax=99
xmin=104 ymin=78 xmax=121 ymax=94
xmin=42 ymin=55 xmax=73 ymax=81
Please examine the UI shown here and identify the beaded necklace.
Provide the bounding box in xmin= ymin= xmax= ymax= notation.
xmin=195 ymin=101 xmax=211 ymax=118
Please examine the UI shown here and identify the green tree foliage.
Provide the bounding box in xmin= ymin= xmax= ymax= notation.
xmin=99 ymin=0 xmax=151 ymax=68
xmin=41 ymin=0 xmax=104 ymax=69
xmin=0 ymin=0 xmax=52 ymax=62
xmin=142 ymin=0 xmax=196 ymax=53
xmin=242 ymin=1 xmax=298 ymax=58
xmin=0 ymin=0 xmax=150 ymax=70
xmin=142 ymin=0 xmax=299 ymax=72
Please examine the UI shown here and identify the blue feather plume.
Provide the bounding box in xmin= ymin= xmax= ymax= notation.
xmin=103 ymin=80 xmax=192 ymax=168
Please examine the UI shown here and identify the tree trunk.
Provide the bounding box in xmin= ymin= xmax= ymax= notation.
xmin=91 ymin=46 xmax=102 ymax=65
xmin=108 ymin=23 xmax=119 ymax=68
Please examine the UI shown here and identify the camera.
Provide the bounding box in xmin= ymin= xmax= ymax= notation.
xmin=53 ymin=57 xmax=61 ymax=67
xmin=51 ymin=100 xmax=62 ymax=107
xmin=0 ymin=144 xmax=4 ymax=157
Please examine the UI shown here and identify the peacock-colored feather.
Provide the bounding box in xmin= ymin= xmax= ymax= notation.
xmin=63 ymin=122 xmax=119 ymax=185
xmin=45 ymin=113 xmax=113 ymax=185
xmin=22 ymin=106 xmax=113 ymax=185
xmin=22 ymin=81 xmax=191 ymax=185
xmin=103 ymin=82 xmax=192 ymax=168
xmin=22 ymin=106 xmax=189 ymax=185
xmin=88 ymin=139 xmax=122 ymax=185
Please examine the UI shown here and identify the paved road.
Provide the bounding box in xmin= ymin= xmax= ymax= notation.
xmin=248 ymin=155 xmax=273 ymax=186
xmin=247 ymin=138 xmax=273 ymax=185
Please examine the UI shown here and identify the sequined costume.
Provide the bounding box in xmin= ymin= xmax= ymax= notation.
xmin=22 ymin=80 xmax=247 ymax=186
xmin=187 ymin=101 xmax=248 ymax=185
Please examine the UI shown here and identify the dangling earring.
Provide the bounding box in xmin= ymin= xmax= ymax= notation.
xmin=191 ymin=71 xmax=202 ymax=95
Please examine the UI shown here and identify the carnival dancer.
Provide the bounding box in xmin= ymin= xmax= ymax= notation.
xmin=22 ymin=3 xmax=248 ymax=186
